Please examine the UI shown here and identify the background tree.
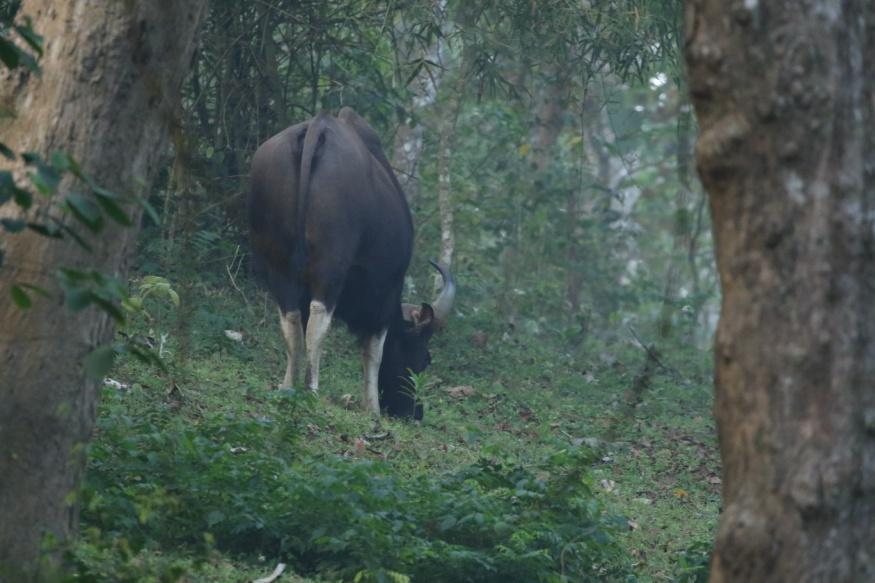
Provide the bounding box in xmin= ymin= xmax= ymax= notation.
xmin=0 ymin=1 xmax=206 ymax=577
xmin=685 ymin=1 xmax=875 ymax=580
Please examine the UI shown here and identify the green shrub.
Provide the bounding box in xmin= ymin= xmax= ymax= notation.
xmin=673 ymin=539 xmax=711 ymax=583
xmin=80 ymin=389 xmax=633 ymax=582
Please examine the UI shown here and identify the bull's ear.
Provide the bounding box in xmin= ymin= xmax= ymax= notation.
xmin=401 ymin=303 xmax=420 ymax=322
xmin=412 ymin=303 xmax=435 ymax=333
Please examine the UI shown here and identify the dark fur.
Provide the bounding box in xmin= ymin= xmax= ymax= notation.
xmin=248 ymin=108 xmax=433 ymax=418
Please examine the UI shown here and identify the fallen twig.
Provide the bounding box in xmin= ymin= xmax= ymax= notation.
xmin=626 ymin=325 xmax=684 ymax=379
xmin=226 ymin=244 xmax=249 ymax=306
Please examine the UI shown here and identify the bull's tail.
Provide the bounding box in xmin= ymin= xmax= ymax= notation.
xmin=293 ymin=112 xmax=329 ymax=273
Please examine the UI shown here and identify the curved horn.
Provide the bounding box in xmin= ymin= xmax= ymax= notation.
xmin=429 ymin=259 xmax=456 ymax=329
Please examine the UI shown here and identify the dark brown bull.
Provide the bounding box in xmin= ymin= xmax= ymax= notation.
xmin=248 ymin=107 xmax=454 ymax=419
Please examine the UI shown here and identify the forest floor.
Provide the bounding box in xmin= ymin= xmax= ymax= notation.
xmin=73 ymin=275 xmax=718 ymax=582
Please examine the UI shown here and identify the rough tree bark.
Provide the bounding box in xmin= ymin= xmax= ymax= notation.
xmin=0 ymin=1 xmax=206 ymax=578
xmin=685 ymin=1 xmax=875 ymax=581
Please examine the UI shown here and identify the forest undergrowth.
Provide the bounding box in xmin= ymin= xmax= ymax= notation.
xmin=69 ymin=257 xmax=717 ymax=582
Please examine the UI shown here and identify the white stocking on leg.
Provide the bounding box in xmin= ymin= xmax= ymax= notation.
xmin=304 ymin=300 xmax=333 ymax=393
xmin=361 ymin=329 xmax=387 ymax=416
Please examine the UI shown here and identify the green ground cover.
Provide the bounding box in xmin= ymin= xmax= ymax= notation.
xmin=72 ymin=276 xmax=716 ymax=582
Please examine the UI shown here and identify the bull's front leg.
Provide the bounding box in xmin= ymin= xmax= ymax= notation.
xmin=304 ymin=300 xmax=334 ymax=393
xmin=361 ymin=329 xmax=387 ymax=416
xmin=278 ymin=308 xmax=304 ymax=388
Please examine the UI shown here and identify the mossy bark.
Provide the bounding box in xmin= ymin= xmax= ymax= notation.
xmin=685 ymin=1 xmax=875 ymax=580
xmin=0 ymin=1 xmax=206 ymax=578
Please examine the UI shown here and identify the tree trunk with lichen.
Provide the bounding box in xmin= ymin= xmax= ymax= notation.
xmin=0 ymin=1 xmax=205 ymax=578
xmin=658 ymin=102 xmax=694 ymax=339
xmin=433 ymin=76 xmax=463 ymax=293
xmin=685 ymin=1 xmax=875 ymax=581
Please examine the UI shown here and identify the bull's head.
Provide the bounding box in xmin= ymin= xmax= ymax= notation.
xmin=380 ymin=260 xmax=456 ymax=419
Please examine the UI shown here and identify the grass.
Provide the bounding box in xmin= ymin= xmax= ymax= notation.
xmin=75 ymin=274 xmax=718 ymax=582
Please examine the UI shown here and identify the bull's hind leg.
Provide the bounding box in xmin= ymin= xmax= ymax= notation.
xmin=361 ymin=329 xmax=388 ymax=416
xmin=304 ymin=300 xmax=334 ymax=392
xmin=266 ymin=267 xmax=304 ymax=389
xmin=278 ymin=308 xmax=304 ymax=387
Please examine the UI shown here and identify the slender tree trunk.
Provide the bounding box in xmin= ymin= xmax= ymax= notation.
xmin=390 ymin=12 xmax=439 ymax=203
xmin=685 ymin=1 xmax=875 ymax=580
xmin=0 ymin=1 xmax=206 ymax=578
xmin=434 ymin=85 xmax=460 ymax=288
xmin=392 ymin=120 xmax=425 ymax=201
xmin=658 ymin=101 xmax=694 ymax=338
xmin=257 ymin=2 xmax=288 ymax=133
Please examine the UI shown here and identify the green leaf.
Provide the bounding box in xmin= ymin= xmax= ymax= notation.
xmin=0 ymin=142 xmax=14 ymax=160
xmin=84 ymin=345 xmax=117 ymax=379
xmin=90 ymin=295 xmax=126 ymax=323
xmin=28 ymin=161 xmax=61 ymax=195
xmin=63 ymin=155 xmax=83 ymax=177
xmin=19 ymin=283 xmax=50 ymax=299
xmin=141 ymin=275 xmax=169 ymax=285
xmin=51 ymin=151 xmax=72 ymax=173
xmin=65 ymin=192 xmax=103 ymax=232
xmin=93 ymin=191 xmax=132 ymax=226
xmin=15 ymin=21 xmax=44 ymax=56
xmin=438 ymin=515 xmax=457 ymax=531
xmin=127 ymin=343 xmax=167 ymax=372
xmin=13 ymin=185 xmax=32 ymax=209
xmin=10 ymin=285 xmax=32 ymax=308
xmin=27 ymin=222 xmax=62 ymax=238
xmin=0 ymin=171 xmax=14 ymax=204
xmin=0 ymin=38 xmax=20 ymax=69
xmin=58 ymin=222 xmax=94 ymax=252
xmin=207 ymin=510 xmax=225 ymax=526
xmin=1 ymin=218 xmax=26 ymax=233
xmin=58 ymin=268 xmax=89 ymax=285
xmin=135 ymin=192 xmax=160 ymax=225
xmin=65 ymin=289 xmax=94 ymax=311
xmin=122 ymin=296 xmax=143 ymax=312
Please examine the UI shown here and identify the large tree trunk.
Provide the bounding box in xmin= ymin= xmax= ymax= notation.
xmin=0 ymin=1 xmax=206 ymax=578
xmin=685 ymin=1 xmax=875 ymax=581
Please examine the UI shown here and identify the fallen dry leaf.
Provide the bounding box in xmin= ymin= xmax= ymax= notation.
xmin=104 ymin=378 xmax=130 ymax=391
xmin=445 ymin=385 xmax=475 ymax=399
xmin=224 ymin=329 xmax=243 ymax=342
